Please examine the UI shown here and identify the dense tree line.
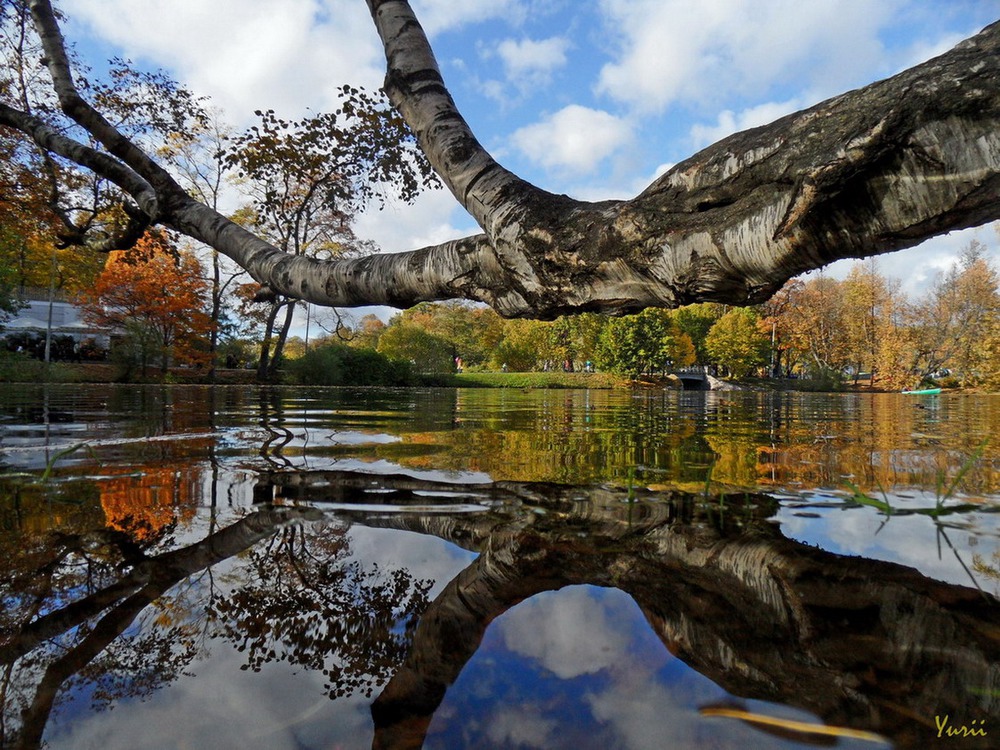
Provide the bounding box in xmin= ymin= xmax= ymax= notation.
xmin=310 ymin=234 xmax=1000 ymax=389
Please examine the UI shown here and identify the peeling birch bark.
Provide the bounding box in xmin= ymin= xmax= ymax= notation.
xmin=8 ymin=1 xmax=1000 ymax=318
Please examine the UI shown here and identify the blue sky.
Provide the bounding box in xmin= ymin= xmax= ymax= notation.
xmin=59 ymin=0 xmax=1000 ymax=315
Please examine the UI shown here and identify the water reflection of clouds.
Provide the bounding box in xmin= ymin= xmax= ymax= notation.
xmin=297 ymin=457 xmax=495 ymax=485
xmin=347 ymin=525 xmax=478 ymax=599
xmin=486 ymin=707 xmax=559 ymax=747
xmin=46 ymin=645 xmax=375 ymax=749
xmin=776 ymin=502 xmax=1000 ymax=591
xmin=496 ymin=587 xmax=735 ymax=749
xmin=498 ymin=586 xmax=637 ymax=678
xmin=433 ymin=585 xmax=835 ymax=750
xmin=44 ymin=524 xmax=474 ymax=750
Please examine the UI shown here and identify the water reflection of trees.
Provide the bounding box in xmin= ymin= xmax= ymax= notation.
xmin=358 ymin=391 xmax=1000 ymax=496
xmin=262 ymin=469 xmax=999 ymax=750
xmin=208 ymin=521 xmax=431 ymax=699
xmin=0 ymin=486 xmax=430 ymax=747
xmin=3 ymin=464 xmax=999 ymax=748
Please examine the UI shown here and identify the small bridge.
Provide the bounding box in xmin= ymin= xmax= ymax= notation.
xmin=674 ymin=366 xmax=711 ymax=390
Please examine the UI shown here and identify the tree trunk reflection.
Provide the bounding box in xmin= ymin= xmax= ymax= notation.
xmin=262 ymin=469 xmax=999 ymax=749
xmin=3 ymin=468 xmax=997 ymax=749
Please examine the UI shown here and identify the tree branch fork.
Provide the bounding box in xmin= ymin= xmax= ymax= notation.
xmin=4 ymin=1 xmax=999 ymax=318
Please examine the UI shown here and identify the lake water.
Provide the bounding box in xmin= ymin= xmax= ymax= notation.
xmin=1 ymin=384 xmax=998 ymax=749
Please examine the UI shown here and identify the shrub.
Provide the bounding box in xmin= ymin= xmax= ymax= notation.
xmin=284 ymin=343 xmax=414 ymax=386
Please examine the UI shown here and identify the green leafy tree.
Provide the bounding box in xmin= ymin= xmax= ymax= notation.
xmin=491 ymin=318 xmax=550 ymax=371
xmin=0 ymin=245 xmax=24 ymax=328
xmin=704 ymin=308 xmax=769 ymax=378
xmin=285 ymin=342 xmax=413 ymax=386
xmin=595 ymin=308 xmax=690 ymax=378
xmin=546 ymin=314 xmax=608 ymax=371
xmin=670 ymin=304 xmax=724 ymax=364
xmin=393 ymin=301 xmax=503 ymax=369
xmin=377 ymin=322 xmax=453 ymax=373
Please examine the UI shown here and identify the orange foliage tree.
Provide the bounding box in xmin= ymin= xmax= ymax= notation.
xmin=79 ymin=233 xmax=213 ymax=375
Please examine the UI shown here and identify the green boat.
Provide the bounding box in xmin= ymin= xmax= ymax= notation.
xmin=901 ymin=387 xmax=942 ymax=395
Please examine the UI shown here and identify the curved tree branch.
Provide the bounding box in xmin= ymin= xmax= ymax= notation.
xmin=9 ymin=1 xmax=1000 ymax=319
xmin=361 ymin=3 xmax=1000 ymax=317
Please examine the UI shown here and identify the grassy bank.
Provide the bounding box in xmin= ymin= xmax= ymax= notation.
xmin=0 ymin=355 xmax=629 ymax=388
xmin=0 ymin=355 xmax=258 ymax=384
xmin=432 ymin=371 xmax=631 ymax=389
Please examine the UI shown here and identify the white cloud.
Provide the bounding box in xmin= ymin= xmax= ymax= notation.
xmin=689 ymin=99 xmax=802 ymax=150
xmin=823 ymin=226 xmax=993 ymax=300
xmin=411 ymin=0 xmax=529 ymax=35
xmin=62 ymin=0 xmax=385 ymax=122
xmin=496 ymin=36 xmax=570 ymax=87
xmin=510 ymin=105 xmax=633 ymax=175
xmin=595 ymin=0 xmax=905 ymax=113
xmin=568 ymin=161 xmax=675 ymax=203
xmin=353 ymin=185 xmax=474 ymax=254
xmin=498 ymin=586 xmax=634 ymax=679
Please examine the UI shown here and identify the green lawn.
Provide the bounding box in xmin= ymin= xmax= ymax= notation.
xmin=437 ymin=371 xmax=630 ymax=389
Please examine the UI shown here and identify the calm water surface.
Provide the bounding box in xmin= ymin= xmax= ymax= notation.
xmin=1 ymin=384 xmax=999 ymax=749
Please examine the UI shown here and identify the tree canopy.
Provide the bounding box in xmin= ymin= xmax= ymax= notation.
xmin=0 ymin=1 xmax=998 ymax=320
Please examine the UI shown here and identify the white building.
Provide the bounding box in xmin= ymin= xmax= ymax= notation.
xmin=3 ymin=289 xmax=112 ymax=349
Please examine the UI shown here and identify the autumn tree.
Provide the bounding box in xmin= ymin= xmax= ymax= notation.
xmin=911 ymin=240 xmax=1000 ymax=385
xmin=225 ymin=91 xmax=436 ymax=381
xmin=1 ymin=1 xmax=998 ymax=324
xmin=78 ymin=233 xmax=212 ymax=377
xmin=841 ymin=260 xmax=892 ymax=380
xmin=779 ymin=274 xmax=851 ymax=377
xmin=704 ymin=307 xmax=770 ymax=379
xmin=759 ymin=280 xmax=802 ymax=377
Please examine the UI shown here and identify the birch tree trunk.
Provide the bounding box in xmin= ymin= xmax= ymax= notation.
xmin=4 ymin=1 xmax=1000 ymax=318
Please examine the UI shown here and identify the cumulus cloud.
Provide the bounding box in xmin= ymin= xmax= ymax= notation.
xmin=510 ymin=105 xmax=633 ymax=175
xmin=62 ymin=0 xmax=384 ymax=121
xmin=496 ymin=36 xmax=570 ymax=88
xmin=567 ymin=161 xmax=675 ymax=203
xmin=823 ymin=226 xmax=989 ymax=299
xmin=411 ymin=0 xmax=529 ymax=35
xmin=595 ymin=0 xmax=904 ymax=113
xmin=689 ymin=99 xmax=802 ymax=149
xmin=353 ymin=186 xmax=474 ymax=254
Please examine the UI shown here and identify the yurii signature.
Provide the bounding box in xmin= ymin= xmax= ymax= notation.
xmin=936 ymin=715 xmax=988 ymax=739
